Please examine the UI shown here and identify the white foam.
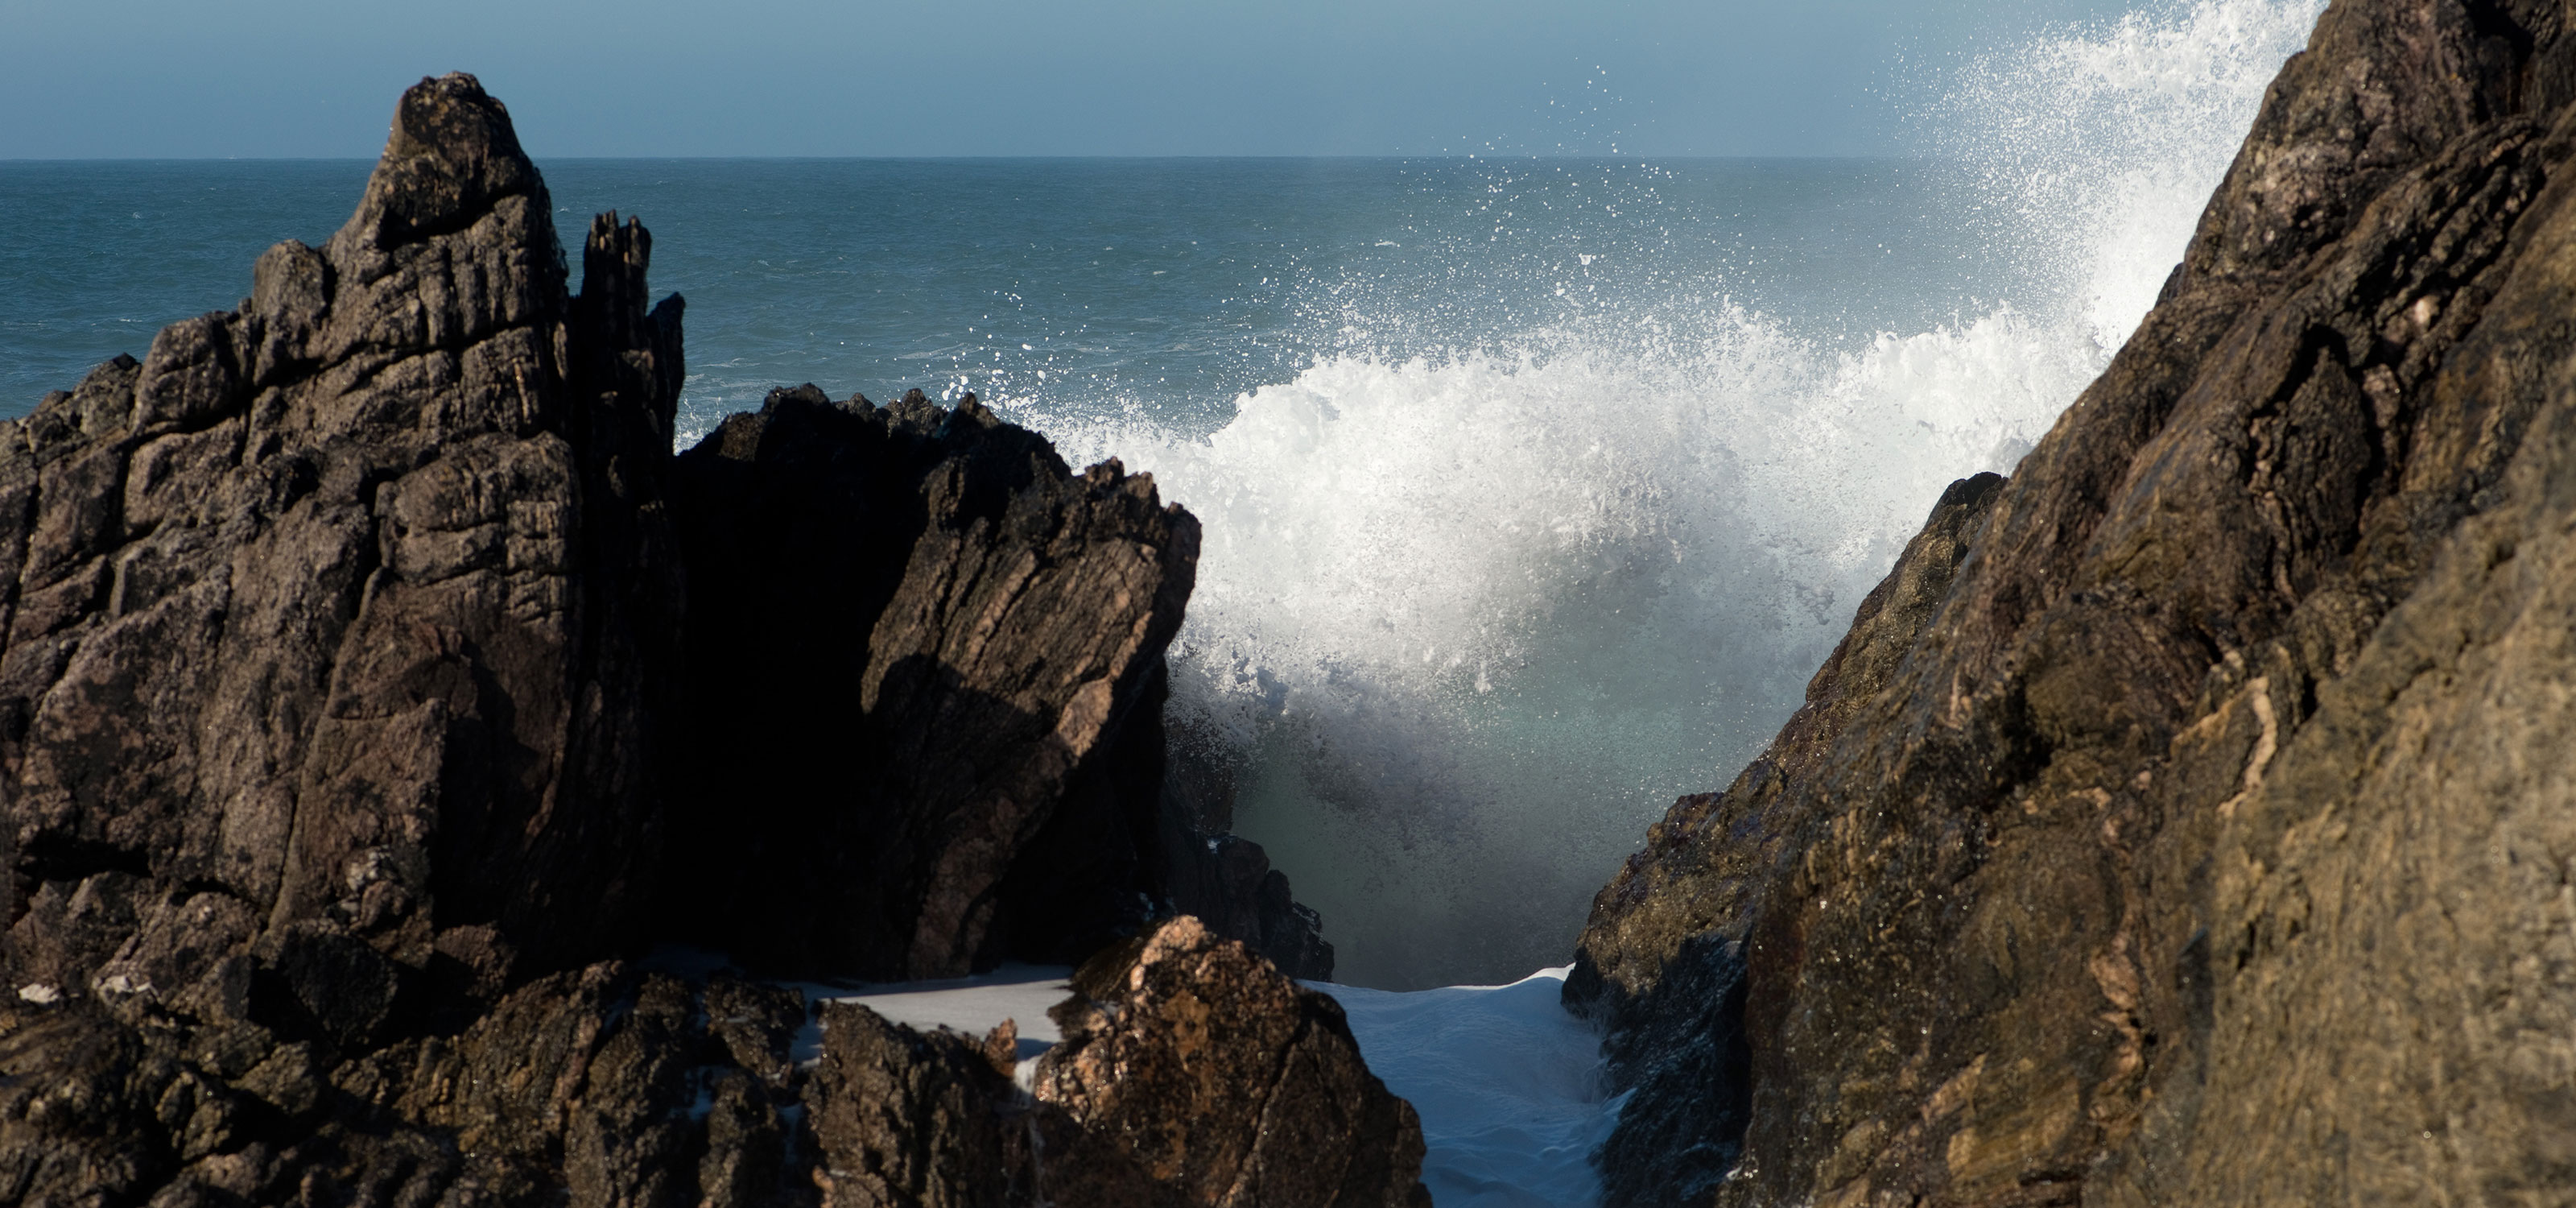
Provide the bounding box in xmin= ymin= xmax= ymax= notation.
xmin=788 ymin=964 xmax=1075 ymax=1082
xmin=1048 ymin=308 xmax=2093 ymax=987
xmin=1314 ymin=966 xmax=1619 ymax=1208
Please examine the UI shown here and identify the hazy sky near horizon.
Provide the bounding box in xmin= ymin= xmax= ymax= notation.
xmin=2 ymin=0 xmax=2141 ymax=159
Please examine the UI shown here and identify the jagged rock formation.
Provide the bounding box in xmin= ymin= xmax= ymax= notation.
xmin=811 ymin=917 xmax=1422 ymax=1208
xmin=1 ymin=941 xmax=824 ymax=1206
xmin=667 ymin=383 xmax=1198 ymax=978
xmin=1571 ymin=1 xmax=2576 ymax=1204
xmin=0 ymin=73 xmax=1414 ymax=1207
xmin=0 ymin=68 xmax=683 ymax=1022
xmin=666 ymin=386 xmax=1331 ymax=982
xmin=1034 ymin=916 xmax=1425 ymax=1206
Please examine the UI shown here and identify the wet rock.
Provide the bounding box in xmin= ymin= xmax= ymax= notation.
xmin=1033 ymin=916 xmax=1430 ymax=1207
xmin=1157 ymin=736 xmax=1334 ymax=980
xmin=1162 ymin=831 xmax=1334 ymax=981
xmin=1574 ymin=2 xmax=2576 ymax=1204
xmin=806 ymin=1002 xmax=1030 ymax=1208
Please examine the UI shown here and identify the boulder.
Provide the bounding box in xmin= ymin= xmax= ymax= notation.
xmin=1572 ymin=1 xmax=2576 ymax=1204
xmin=1030 ymin=916 xmax=1428 ymax=1208
xmin=798 ymin=916 xmax=1430 ymax=1208
xmin=806 ymin=1002 xmax=1030 ymax=1208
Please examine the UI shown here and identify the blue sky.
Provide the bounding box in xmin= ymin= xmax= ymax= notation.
xmin=1 ymin=0 xmax=2136 ymax=158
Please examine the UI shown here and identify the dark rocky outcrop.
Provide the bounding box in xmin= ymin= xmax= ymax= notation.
xmin=0 ymin=73 xmax=1410 ymax=1208
xmin=2 ymin=959 xmax=820 ymax=1208
xmin=663 ymin=382 xmax=1334 ymax=983
xmin=0 ymin=68 xmax=683 ymax=1023
xmin=666 ymin=383 xmax=1197 ymax=979
xmin=1574 ymin=1 xmax=2576 ymax=1204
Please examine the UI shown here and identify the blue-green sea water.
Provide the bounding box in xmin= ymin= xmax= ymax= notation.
xmin=0 ymin=0 xmax=2318 ymax=988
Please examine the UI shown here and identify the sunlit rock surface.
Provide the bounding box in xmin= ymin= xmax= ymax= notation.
xmin=1573 ymin=1 xmax=2576 ymax=1203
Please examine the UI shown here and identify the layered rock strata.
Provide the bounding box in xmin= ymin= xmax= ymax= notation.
xmin=1573 ymin=1 xmax=2576 ymax=1204
xmin=0 ymin=74 xmax=1414 ymax=1207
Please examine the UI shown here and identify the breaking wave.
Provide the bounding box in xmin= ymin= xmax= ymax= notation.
xmin=1037 ymin=0 xmax=2323 ymax=988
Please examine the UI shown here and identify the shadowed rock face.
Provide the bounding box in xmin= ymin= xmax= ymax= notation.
xmin=1573 ymin=1 xmax=2576 ymax=1204
xmin=0 ymin=74 xmax=1414 ymax=1208
xmin=667 ymin=384 xmax=1198 ymax=980
xmin=1158 ymin=739 xmax=1336 ymax=980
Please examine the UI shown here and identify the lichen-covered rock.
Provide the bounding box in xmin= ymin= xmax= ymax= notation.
xmin=1573 ymin=2 xmax=2576 ymax=1205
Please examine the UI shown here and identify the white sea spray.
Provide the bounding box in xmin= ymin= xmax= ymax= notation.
xmin=1037 ymin=0 xmax=2324 ymax=990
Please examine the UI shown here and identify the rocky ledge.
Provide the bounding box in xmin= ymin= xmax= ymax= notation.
xmin=1573 ymin=0 xmax=2576 ymax=1204
xmin=0 ymin=74 xmax=1397 ymax=1206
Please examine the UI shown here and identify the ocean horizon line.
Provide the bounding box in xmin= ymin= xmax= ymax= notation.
xmin=0 ymin=151 xmax=1956 ymax=166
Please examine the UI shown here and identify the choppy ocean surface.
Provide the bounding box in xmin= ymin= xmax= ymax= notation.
xmin=0 ymin=0 xmax=2322 ymax=991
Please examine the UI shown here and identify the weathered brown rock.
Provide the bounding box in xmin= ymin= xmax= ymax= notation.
xmin=797 ymin=918 xmax=1426 ymax=1208
xmin=1573 ymin=2 xmax=2576 ymax=1204
xmin=807 ymin=1002 xmax=1031 ymax=1208
xmin=0 ymin=70 xmax=683 ymax=1022
xmin=1031 ymin=916 xmax=1429 ymax=1208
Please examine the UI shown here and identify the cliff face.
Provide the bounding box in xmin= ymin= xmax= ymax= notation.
xmin=1574 ymin=1 xmax=2576 ymax=1203
xmin=0 ymin=74 xmax=1407 ymax=1207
